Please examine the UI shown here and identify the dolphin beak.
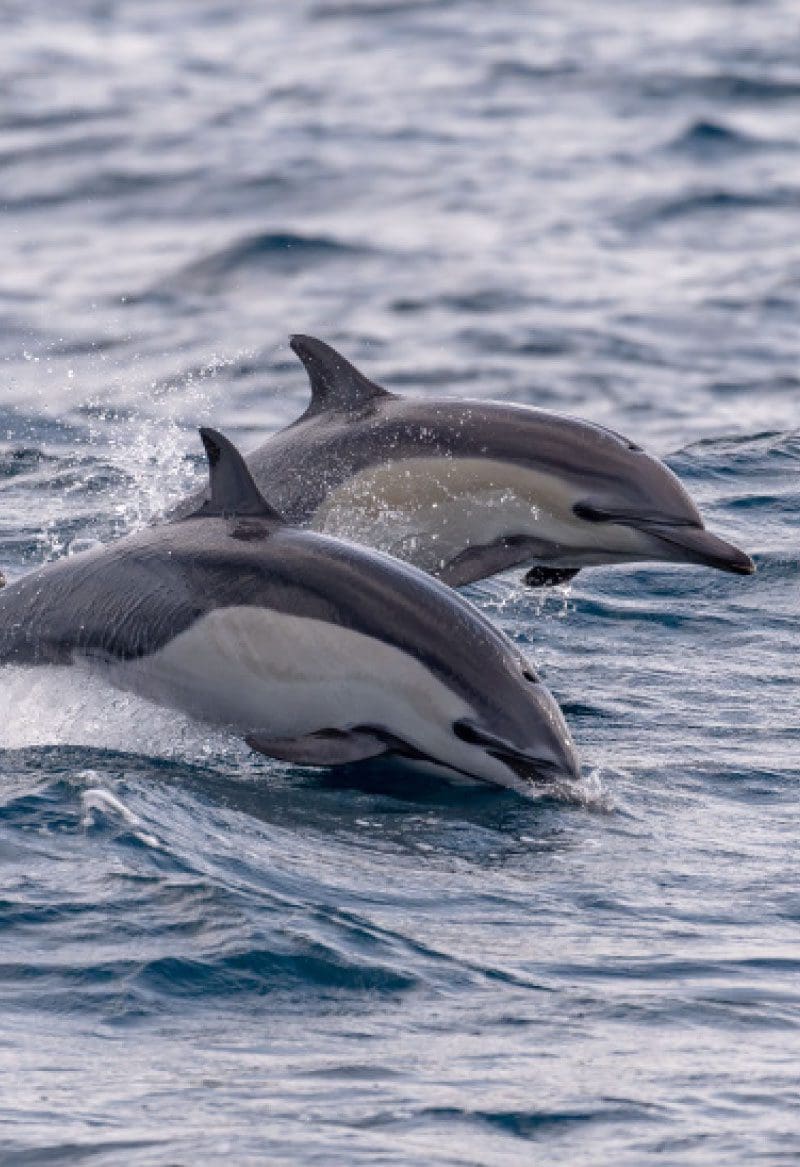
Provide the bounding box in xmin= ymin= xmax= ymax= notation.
xmin=453 ymin=716 xmax=582 ymax=787
xmin=633 ymin=522 xmax=756 ymax=575
xmin=502 ymin=751 xmax=581 ymax=786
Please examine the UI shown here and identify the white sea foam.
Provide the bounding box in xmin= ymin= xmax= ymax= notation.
xmin=0 ymin=663 xmax=240 ymax=765
xmin=78 ymin=778 xmax=162 ymax=848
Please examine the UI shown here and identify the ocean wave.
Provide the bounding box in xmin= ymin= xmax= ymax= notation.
xmin=662 ymin=118 xmax=780 ymax=157
xmin=638 ymin=70 xmax=800 ymax=102
xmin=623 ymin=187 xmax=800 ymax=229
xmin=150 ymin=231 xmax=375 ymax=298
xmin=355 ymin=1100 xmax=665 ymax=1137
xmin=670 ymin=429 xmax=800 ymax=485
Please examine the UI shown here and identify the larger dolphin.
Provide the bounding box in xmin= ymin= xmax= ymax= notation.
xmin=175 ymin=336 xmax=754 ymax=589
xmin=0 ymin=429 xmax=580 ymax=794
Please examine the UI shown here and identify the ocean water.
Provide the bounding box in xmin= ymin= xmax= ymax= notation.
xmin=1 ymin=1 xmax=799 ymax=1163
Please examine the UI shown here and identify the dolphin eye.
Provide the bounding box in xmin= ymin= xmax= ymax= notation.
xmin=522 ymin=668 xmax=538 ymax=683
xmin=593 ymin=423 xmax=643 ymax=452
xmin=573 ymin=502 xmax=608 ymax=522
xmin=453 ymin=720 xmax=484 ymax=745
xmin=574 ymin=501 xmax=704 ymax=529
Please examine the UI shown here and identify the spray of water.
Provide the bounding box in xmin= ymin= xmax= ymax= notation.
xmin=83 ymin=351 xmax=253 ymax=536
xmin=0 ymin=663 xmax=246 ymax=763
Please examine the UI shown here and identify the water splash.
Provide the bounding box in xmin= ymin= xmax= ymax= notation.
xmin=0 ymin=664 xmax=241 ymax=765
xmin=82 ymin=351 xmax=253 ymax=534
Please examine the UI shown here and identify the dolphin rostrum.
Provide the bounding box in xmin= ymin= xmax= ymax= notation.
xmin=0 ymin=429 xmax=580 ymax=794
xmin=174 ymin=336 xmax=754 ymax=589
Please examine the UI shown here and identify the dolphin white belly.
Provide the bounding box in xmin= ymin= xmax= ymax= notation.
xmin=311 ymin=456 xmax=653 ymax=571
xmin=104 ymin=605 xmax=529 ymax=789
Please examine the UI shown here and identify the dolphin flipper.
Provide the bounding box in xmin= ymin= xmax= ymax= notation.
xmin=434 ymin=535 xmax=558 ymax=589
xmin=523 ymin=566 xmax=580 ymax=588
xmin=245 ymin=727 xmax=394 ymax=766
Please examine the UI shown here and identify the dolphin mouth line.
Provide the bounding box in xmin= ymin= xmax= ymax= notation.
xmin=573 ymin=504 xmax=755 ymax=575
xmin=491 ymin=752 xmax=575 ymax=784
xmin=453 ymin=719 xmax=576 ymax=785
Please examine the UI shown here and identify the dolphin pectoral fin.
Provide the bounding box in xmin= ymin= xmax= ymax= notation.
xmin=523 ymin=566 xmax=580 ymax=589
xmin=245 ymin=727 xmax=394 ymax=766
xmin=632 ymin=523 xmax=755 ymax=576
xmin=434 ymin=536 xmax=553 ymax=588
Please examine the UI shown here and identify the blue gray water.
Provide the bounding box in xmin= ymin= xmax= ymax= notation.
xmin=1 ymin=1 xmax=799 ymax=1163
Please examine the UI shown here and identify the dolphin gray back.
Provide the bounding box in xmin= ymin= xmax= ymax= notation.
xmin=173 ymin=393 xmax=696 ymax=530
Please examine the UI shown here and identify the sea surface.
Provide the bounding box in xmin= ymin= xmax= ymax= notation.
xmin=1 ymin=1 xmax=799 ymax=1163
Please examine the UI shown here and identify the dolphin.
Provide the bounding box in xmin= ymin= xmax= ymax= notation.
xmin=0 ymin=428 xmax=580 ymax=795
xmin=173 ymin=336 xmax=754 ymax=589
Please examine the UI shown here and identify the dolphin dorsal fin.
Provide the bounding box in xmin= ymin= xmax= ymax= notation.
xmin=290 ymin=334 xmax=393 ymax=417
xmin=194 ymin=427 xmax=285 ymax=522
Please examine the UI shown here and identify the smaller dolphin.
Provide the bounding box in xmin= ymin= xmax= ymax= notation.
xmin=175 ymin=336 xmax=754 ymax=589
xmin=0 ymin=429 xmax=580 ymax=794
